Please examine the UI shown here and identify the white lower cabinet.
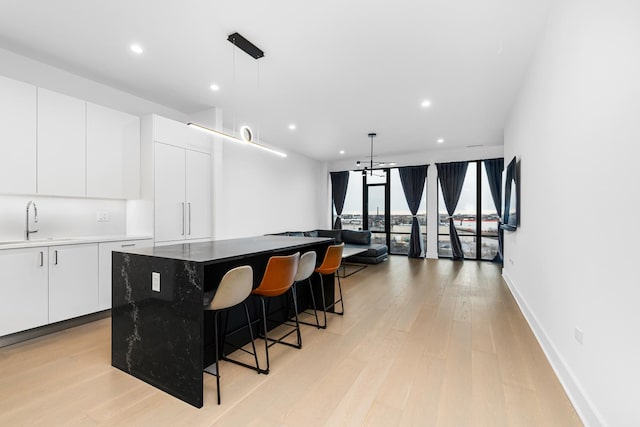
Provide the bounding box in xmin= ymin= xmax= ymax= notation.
xmin=98 ymin=239 xmax=153 ymax=310
xmin=0 ymin=247 xmax=48 ymax=336
xmin=48 ymin=243 xmax=98 ymax=324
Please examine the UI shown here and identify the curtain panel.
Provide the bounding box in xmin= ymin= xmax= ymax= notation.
xmin=330 ymin=171 xmax=350 ymax=229
xmin=398 ymin=165 xmax=428 ymax=258
xmin=436 ymin=161 xmax=469 ymax=260
xmin=483 ymin=158 xmax=504 ymax=263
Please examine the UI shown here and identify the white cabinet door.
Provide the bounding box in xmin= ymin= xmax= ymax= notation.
xmin=0 ymin=247 xmax=48 ymax=336
xmin=97 ymin=239 xmax=153 ymax=310
xmin=154 ymin=143 xmax=186 ymax=242
xmin=0 ymin=76 xmax=37 ymax=195
xmin=48 ymin=244 xmax=98 ymax=323
xmin=86 ymin=103 xmax=140 ymax=199
xmin=37 ymin=88 xmax=86 ymax=197
xmin=185 ymin=150 xmax=211 ymax=240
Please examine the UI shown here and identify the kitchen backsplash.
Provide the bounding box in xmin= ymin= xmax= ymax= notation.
xmin=0 ymin=195 xmax=126 ymax=241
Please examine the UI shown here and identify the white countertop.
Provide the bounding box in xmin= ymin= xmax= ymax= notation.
xmin=0 ymin=235 xmax=153 ymax=250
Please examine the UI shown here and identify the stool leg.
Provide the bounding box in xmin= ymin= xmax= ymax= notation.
xmin=290 ymin=286 xmax=302 ymax=348
xmin=259 ymin=296 xmax=270 ymax=374
xmin=318 ymin=272 xmax=328 ymax=328
xmin=307 ymin=278 xmax=320 ymax=328
xmin=243 ymin=302 xmax=260 ymax=374
xmin=214 ymin=311 xmax=221 ymax=405
xmin=334 ymin=274 xmax=345 ymax=315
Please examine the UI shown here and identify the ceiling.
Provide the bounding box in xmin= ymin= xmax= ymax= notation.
xmin=0 ymin=0 xmax=551 ymax=161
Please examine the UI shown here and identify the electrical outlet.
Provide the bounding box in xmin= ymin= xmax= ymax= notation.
xmin=574 ymin=327 xmax=583 ymax=344
xmin=152 ymin=272 xmax=160 ymax=292
xmin=96 ymin=211 xmax=110 ymax=222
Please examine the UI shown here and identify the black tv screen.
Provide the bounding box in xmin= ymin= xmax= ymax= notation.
xmin=501 ymin=156 xmax=519 ymax=231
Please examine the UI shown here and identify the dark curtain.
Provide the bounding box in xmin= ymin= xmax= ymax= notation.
xmin=398 ymin=165 xmax=428 ymax=258
xmin=484 ymin=158 xmax=504 ymax=263
xmin=330 ymin=171 xmax=349 ymax=229
xmin=436 ymin=162 xmax=469 ymax=260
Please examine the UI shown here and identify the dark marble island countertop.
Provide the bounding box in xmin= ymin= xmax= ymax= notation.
xmin=118 ymin=235 xmax=333 ymax=264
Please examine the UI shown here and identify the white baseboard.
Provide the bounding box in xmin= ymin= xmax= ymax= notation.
xmin=501 ymin=270 xmax=604 ymax=427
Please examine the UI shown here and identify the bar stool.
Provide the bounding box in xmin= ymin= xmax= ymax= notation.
xmin=294 ymin=251 xmax=323 ymax=329
xmin=251 ymin=252 xmax=300 ymax=374
xmin=309 ymin=243 xmax=345 ymax=329
xmin=203 ymin=265 xmax=259 ymax=405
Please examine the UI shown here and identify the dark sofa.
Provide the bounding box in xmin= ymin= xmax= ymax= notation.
xmin=277 ymin=229 xmax=388 ymax=264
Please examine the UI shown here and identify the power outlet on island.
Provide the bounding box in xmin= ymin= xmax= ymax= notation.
xmin=152 ymin=272 xmax=161 ymax=292
xmin=574 ymin=327 xmax=583 ymax=344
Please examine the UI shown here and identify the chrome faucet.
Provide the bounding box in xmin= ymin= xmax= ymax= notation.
xmin=25 ymin=201 xmax=38 ymax=240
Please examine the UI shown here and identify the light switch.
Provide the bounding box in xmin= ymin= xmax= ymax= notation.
xmin=152 ymin=272 xmax=160 ymax=292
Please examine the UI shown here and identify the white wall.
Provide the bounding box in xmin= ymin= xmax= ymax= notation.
xmin=214 ymin=139 xmax=329 ymax=239
xmin=329 ymin=145 xmax=504 ymax=259
xmin=0 ymin=195 xmax=126 ymax=241
xmin=503 ymin=1 xmax=640 ymax=425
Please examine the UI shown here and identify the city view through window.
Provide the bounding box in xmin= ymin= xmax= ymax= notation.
xmin=334 ymin=161 xmax=501 ymax=260
xmin=337 ymin=170 xmax=426 ymax=255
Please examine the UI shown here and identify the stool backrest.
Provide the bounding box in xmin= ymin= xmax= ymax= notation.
xmin=254 ymin=252 xmax=300 ymax=297
xmin=294 ymin=251 xmax=317 ymax=282
xmin=207 ymin=265 xmax=254 ymax=310
xmin=315 ymin=243 xmax=344 ymax=275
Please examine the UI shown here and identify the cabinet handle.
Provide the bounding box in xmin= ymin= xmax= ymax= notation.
xmin=188 ymin=202 xmax=192 ymax=235
xmin=39 ymin=251 xmax=44 ymax=267
xmin=54 ymin=250 xmax=58 ymax=265
xmin=121 ymin=243 xmax=136 ymax=248
xmin=181 ymin=202 xmax=185 ymax=235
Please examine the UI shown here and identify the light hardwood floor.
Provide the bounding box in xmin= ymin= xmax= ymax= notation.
xmin=0 ymin=258 xmax=582 ymax=426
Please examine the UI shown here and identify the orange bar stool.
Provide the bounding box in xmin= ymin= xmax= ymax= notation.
xmin=203 ymin=265 xmax=259 ymax=405
xmin=310 ymin=243 xmax=345 ymax=329
xmin=251 ymin=252 xmax=300 ymax=374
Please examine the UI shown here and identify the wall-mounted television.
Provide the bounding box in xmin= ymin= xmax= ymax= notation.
xmin=501 ymin=156 xmax=520 ymax=231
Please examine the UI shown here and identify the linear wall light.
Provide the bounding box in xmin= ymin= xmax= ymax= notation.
xmin=187 ymin=122 xmax=287 ymax=158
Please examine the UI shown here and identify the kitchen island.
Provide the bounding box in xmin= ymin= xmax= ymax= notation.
xmin=111 ymin=235 xmax=333 ymax=408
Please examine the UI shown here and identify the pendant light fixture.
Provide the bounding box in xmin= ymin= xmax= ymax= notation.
xmin=187 ymin=32 xmax=286 ymax=158
xmin=356 ymin=133 xmax=395 ymax=175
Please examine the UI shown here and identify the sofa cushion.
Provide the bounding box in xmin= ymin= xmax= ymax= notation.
xmin=285 ymin=231 xmax=305 ymax=237
xmin=316 ymin=229 xmax=342 ymax=243
xmin=341 ymin=229 xmax=371 ymax=245
xmin=355 ymin=244 xmax=388 ymax=257
xmin=304 ymin=230 xmax=319 ymax=238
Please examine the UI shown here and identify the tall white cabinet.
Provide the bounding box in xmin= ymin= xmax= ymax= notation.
xmin=0 ymin=75 xmax=37 ymax=195
xmin=138 ymin=115 xmax=213 ymax=244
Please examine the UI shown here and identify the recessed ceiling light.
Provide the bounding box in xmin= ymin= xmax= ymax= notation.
xmin=130 ymin=44 xmax=143 ymax=54
xmin=389 ymin=162 xmax=397 ymax=166
xmin=437 ymin=138 xmax=445 ymax=144
xmin=210 ymin=84 xmax=220 ymax=91
xmin=288 ymin=124 xmax=296 ymax=130
xmin=339 ymin=150 xmax=345 ymax=154
xmin=421 ymin=100 xmax=431 ymax=108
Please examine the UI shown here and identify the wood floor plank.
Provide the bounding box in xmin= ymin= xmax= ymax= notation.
xmin=0 ymin=257 xmax=582 ymax=427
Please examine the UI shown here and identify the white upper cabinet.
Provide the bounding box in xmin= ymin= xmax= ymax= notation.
xmin=86 ymin=103 xmax=140 ymax=199
xmin=0 ymin=75 xmax=37 ymax=195
xmin=37 ymin=88 xmax=86 ymax=197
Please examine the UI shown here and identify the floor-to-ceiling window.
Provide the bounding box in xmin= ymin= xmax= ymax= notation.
xmin=389 ymin=168 xmax=426 ymax=255
xmin=437 ymin=160 xmax=500 ymax=260
xmin=333 ymin=167 xmax=427 ymax=256
xmin=338 ymin=171 xmax=364 ymax=231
